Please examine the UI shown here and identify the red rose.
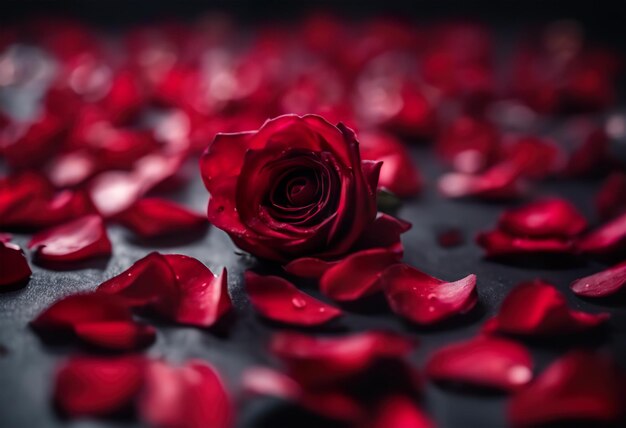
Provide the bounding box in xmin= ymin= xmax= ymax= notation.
xmin=200 ymin=114 xmax=385 ymax=262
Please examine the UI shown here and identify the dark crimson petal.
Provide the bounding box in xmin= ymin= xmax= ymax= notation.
xmin=353 ymin=213 xmax=412 ymax=255
xmin=0 ymin=241 xmax=31 ymax=287
xmin=476 ymin=229 xmax=573 ymax=257
xmin=245 ymin=272 xmax=342 ymax=326
xmin=381 ymin=264 xmax=477 ymax=325
xmin=241 ymin=367 xmax=364 ymax=422
xmin=359 ymin=132 xmax=422 ymax=197
xmin=564 ymin=127 xmax=610 ymax=177
xmin=161 ymin=255 xmax=231 ymax=327
xmin=28 ymin=215 xmax=111 ymax=263
xmin=98 ymin=252 xmax=177 ymax=306
xmin=570 ymin=261 xmax=626 ymax=297
xmin=199 ymin=131 xmax=257 ymax=192
xmin=32 ymin=293 xmax=132 ymax=333
xmin=319 ymin=248 xmax=401 ymax=301
xmin=0 ymin=172 xmax=53 ymax=228
xmin=269 ymin=331 xmax=414 ymax=387
xmin=484 ymin=280 xmax=609 ymax=337
xmin=138 ymin=360 xmax=232 ymax=428
xmin=508 ymin=351 xmax=625 ymax=427
xmin=498 ymin=198 xmax=587 ymax=238
xmin=425 ymin=336 xmax=532 ymax=392
xmin=503 ymin=135 xmax=564 ymax=180
xmin=284 ymin=257 xmax=338 ymax=279
xmin=596 ymin=172 xmax=626 ymax=220
xmin=438 ymin=163 xmax=526 ymax=200
xmin=576 ymin=212 xmax=626 ymax=255
xmin=73 ymin=321 xmax=156 ymax=351
xmin=368 ymin=396 xmax=434 ymax=428
xmin=54 ymin=356 xmax=146 ymax=417
xmin=115 ymin=198 xmax=207 ymax=238
xmin=89 ymin=171 xmax=149 ymax=218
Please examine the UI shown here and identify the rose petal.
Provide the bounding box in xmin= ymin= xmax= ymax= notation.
xmin=353 ymin=213 xmax=412 ymax=255
xmin=54 ymin=356 xmax=145 ymax=417
xmin=28 ymin=215 xmax=111 ymax=263
xmin=503 ymin=136 xmax=564 ymax=180
xmin=565 ymin=127 xmax=610 ymax=177
xmin=161 ymin=255 xmax=231 ymax=327
xmin=139 ymin=360 xmax=232 ymax=428
xmin=98 ymin=252 xmax=177 ymax=306
xmin=436 ymin=116 xmax=500 ymax=172
xmin=368 ymin=396 xmax=434 ymax=428
xmin=245 ymin=272 xmax=342 ymax=326
xmin=426 ymin=336 xmax=532 ymax=392
xmin=73 ymin=321 xmax=156 ymax=351
xmin=484 ymin=280 xmax=609 ymax=337
xmin=576 ymin=212 xmax=626 ymax=255
xmin=498 ymin=198 xmax=587 ymax=238
xmin=476 ymin=229 xmax=574 ymax=257
xmin=381 ymin=264 xmax=477 ymax=325
xmin=570 ymin=261 xmax=626 ymax=297
xmin=284 ymin=257 xmax=338 ymax=279
xmin=438 ymin=163 xmax=526 ymax=200
xmin=359 ymin=132 xmax=422 ymax=197
xmin=115 ymin=198 xmax=207 ymax=238
xmin=242 ymin=367 xmax=364 ymax=422
xmin=509 ymin=351 xmax=625 ymax=427
xmin=269 ymin=330 xmax=414 ymax=387
xmin=0 ymin=241 xmax=31 ymax=287
xmin=596 ymin=172 xmax=626 ymax=220
xmin=319 ymin=248 xmax=401 ymax=301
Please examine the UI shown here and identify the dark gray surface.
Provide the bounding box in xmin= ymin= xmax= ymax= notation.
xmin=1 ymin=145 xmax=625 ymax=428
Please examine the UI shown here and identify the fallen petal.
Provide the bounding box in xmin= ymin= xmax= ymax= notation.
xmin=245 ymin=272 xmax=342 ymax=326
xmin=368 ymin=395 xmax=435 ymax=428
xmin=498 ymin=198 xmax=587 ymax=238
xmin=576 ymin=212 xmax=626 ymax=256
xmin=74 ymin=321 xmax=156 ymax=351
xmin=570 ymin=261 xmax=626 ymax=297
xmin=595 ymin=172 xmax=626 ymax=220
xmin=381 ymin=264 xmax=477 ymax=325
xmin=0 ymin=241 xmax=31 ymax=287
xmin=284 ymin=257 xmax=338 ymax=279
xmin=476 ymin=229 xmax=574 ymax=257
xmin=426 ymin=336 xmax=532 ymax=392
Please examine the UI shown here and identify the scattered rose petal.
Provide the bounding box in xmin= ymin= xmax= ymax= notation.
xmin=28 ymin=215 xmax=111 ymax=263
xmin=509 ymin=351 xmax=625 ymax=427
xmin=284 ymin=257 xmax=338 ymax=279
xmin=270 ymin=331 xmax=414 ymax=387
xmin=503 ymin=136 xmax=564 ymax=180
xmin=380 ymin=264 xmax=478 ymax=325
xmin=576 ymin=212 xmax=626 ymax=255
xmin=368 ymin=396 xmax=434 ymax=428
xmin=570 ymin=261 xmax=626 ymax=297
xmin=320 ymin=248 xmax=401 ymax=301
xmin=54 ymin=356 xmax=146 ymax=417
xmin=438 ymin=163 xmax=526 ymax=200
xmin=476 ymin=229 xmax=574 ymax=257
xmin=426 ymin=336 xmax=532 ymax=392
xmin=73 ymin=321 xmax=156 ymax=351
xmin=498 ymin=198 xmax=587 ymax=238
xmin=596 ymin=172 xmax=626 ymax=220
xmin=353 ymin=213 xmax=412 ymax=256
xmin=483 ymin=280 xmax=609 ymax=337
xmin=115 ymin=198 xmax=207 ymax=238
xmin=245 ymin=272 xmax=342 ymax=326
xmin=565 ymin=127 xmax=610 ymax=177
xmin=139 ymin=360 xmax=232 ymax=428
xmin=0 ymin=241 xmax=31 ymax=288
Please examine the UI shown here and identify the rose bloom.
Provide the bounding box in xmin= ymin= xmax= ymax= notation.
xmin=200 ymin=114 xmax=406 ymax=262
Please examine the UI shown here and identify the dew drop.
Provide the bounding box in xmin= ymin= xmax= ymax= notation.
xmin=291 ymin=297 xmax=307 ymax=309
xmin=427 ymin=293 xmax=437 ymax=300
xmin=508 ymin=365 xmax=532 ymax=385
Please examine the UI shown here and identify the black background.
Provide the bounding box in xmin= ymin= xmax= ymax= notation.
xmin=1 ymin=1 xmax=626 ymax=428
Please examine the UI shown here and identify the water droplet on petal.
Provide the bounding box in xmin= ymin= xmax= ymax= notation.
xmin=508 ymin=365 xmax=532 ymax=385
xmin=291 ymin=297 xmax=307 ymax=309
xmin=427 ymin=293 xmax=437 ymax=300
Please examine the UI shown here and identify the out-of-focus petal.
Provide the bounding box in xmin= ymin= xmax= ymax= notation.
xmin=570 ymin=261 xmax=626 ymax=297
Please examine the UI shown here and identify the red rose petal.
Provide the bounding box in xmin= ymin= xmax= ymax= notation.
xmin=28 ymin=215 xmax=111 ymax=263
xmin=576 ymin=212 xmax=626 ymax=255
xmin=89 ymin=171 xmax=149 ymax=218
xmin=565 ymin=127 xmax=610 ymax=177
xmin=368 ymin=396 xmax=434 ymax=428
xmin=270 ymin=330 xmax=414 ymax=387
xmin=115 ymin=198 xmax=207 ymax=238
xmin=242 ymin=367 xmax=364 ymax=422
xmin=425 ymin=336 xmax=532 ymax=392
xmin=359 ymin=131 xmax=422 ymax=197
xmin=438 ymin=163 xmax=526 ymax=200
xmin=245 ymin=272 xmax=342 ymax=326
xmin=284 ymin=257 xmax=338 ymax=279
xmin=498 ymin=198 xmax=587 ymax=238
xmin=139 ymin=360 xmax=232 ymax=428
xmin=98 ymin=252 xmax=176 ymax=306
xmin=54 ymin=356 xmax=145 ymax=417
xmin=319 ymin=248 xmax=401 ymax=301
xmin=484 ymin=280 xmax=609 ymax=337
xmin=161 ymin=255 xmax=231 ymax=327
xmin=476 ymin=229 xmax=574 ymax=257
xmin=509 ymin=351 xmax=625 ymax=427
xmin=570 ymin=261 xmax=626 ymax=297
xmin=381 ymin=264 xmax=477 ymax=325
xmin=503 ymin=135 xmax=564 ymax=180
xmin=73 ymin=321 xmax=156 ymax=351
xmin=353 ymin=213 xmax=412 ymax=255
xmin=0 ymin=172 xmax=53 ymax=228
xmin=0 ymin=241 xmax=31 ymax=287
xmin=596 ymin=172 xmax=626 ymax=220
